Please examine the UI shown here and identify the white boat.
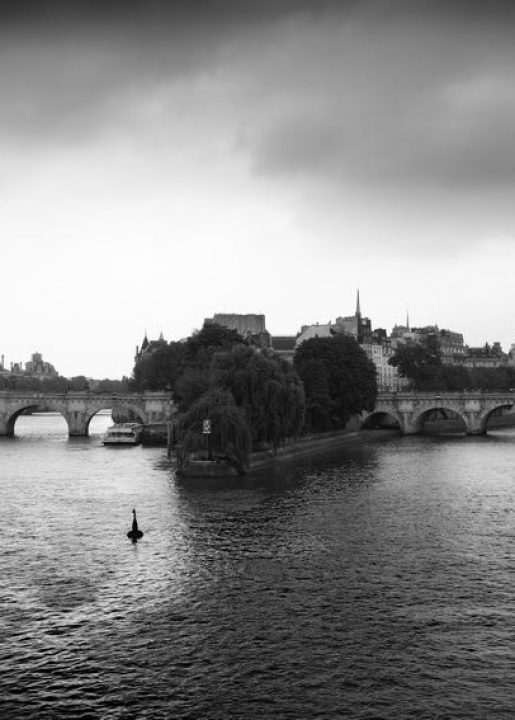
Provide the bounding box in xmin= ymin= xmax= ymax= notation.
xmin=102 ymin=423 xmax=143 ymax=446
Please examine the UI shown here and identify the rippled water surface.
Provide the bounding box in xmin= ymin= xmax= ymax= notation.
xmin=3 ymin=414 xmax=515 ymax=718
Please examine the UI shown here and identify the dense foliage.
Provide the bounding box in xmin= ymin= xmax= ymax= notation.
xmin=294 ymin=334 xmax=378 ymax=432
xmin=389 ymin=338 xmax=515 ymax=391
xmin=133 ymin=322 xmax=307 ymax=464
xmin=132 ymin=342 xmax=186 ymax=392
xmin=211 ymin=345 xmax=305 ymax=449
xmin=132 ymin=323 xmax=244 ymax=396
xmin=388 ymin=335 xmax=442 ymax=387
xmin=176 ymin=388 xmax=251 ymax=474
xmin=395 ymin=363 xmax=515 ymax=392
xmin=176 ymin=344 xmax=305 ymax=464
xmin=0 ymin=374 xmax=128 ymax=393
xmin=133 ymin=324 xmax=384 ymax=464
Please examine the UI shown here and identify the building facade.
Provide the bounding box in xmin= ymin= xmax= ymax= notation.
xmin=205 ymin=313 xmax=271 ymax=348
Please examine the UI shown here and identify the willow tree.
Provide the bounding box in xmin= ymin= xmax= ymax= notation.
xmin=174 ymin=322 xmax=246 ymax=410
xmin=210 ymin=345 xmax=305 ymax=449
xmin=176 ymin=388 xmax=252 ymax=474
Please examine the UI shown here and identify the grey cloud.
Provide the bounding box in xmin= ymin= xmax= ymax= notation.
xmin=0 ymin=0 xmax=342 ymax=139
xmin=240 ymin=11 xmax=515 ymax=188
xmin=2 ymin=0 xmax=515 ymax=193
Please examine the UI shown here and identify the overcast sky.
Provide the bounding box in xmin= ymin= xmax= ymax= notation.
xmin=2 ymin=0 xmax=515 ymax=378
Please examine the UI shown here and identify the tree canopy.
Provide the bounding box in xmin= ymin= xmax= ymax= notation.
xmin=132 ymin=341 xmax=186 ymax=392
xmin=388 ymin=335 xmax=442 ymax=387
xmin=389 ymin=337 xmax=515 ymax=391
xmin=131 ymin=322 xmax=245 ymax=398
xmin=176 ymin=388 xmax=251 ymax=474
xmin=211 ymin=345 xmax=305 ymax=449
xmin=294 ymin=334 xmax=377 ymax=432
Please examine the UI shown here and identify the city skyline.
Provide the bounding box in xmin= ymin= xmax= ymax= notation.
xmin=2 ymin=1 xmax=515 ymax=378
xmin=1 ymin=298 xmax=512 ymax=380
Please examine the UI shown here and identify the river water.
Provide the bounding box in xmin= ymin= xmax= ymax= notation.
xmin=2 ymin=414 xmax=515 ymax=719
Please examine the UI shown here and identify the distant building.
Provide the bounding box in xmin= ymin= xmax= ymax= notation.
xmin=24 ymin=352 xmax=58 ymax=377
xmin=361 ymin=341 xmax=409 ymax=392
xmin=135 ymin=332 xmax=167 ymax=363
xmin=5 ymin=352 xmax=59 ymax=377
xmin=463 ymin=342 xmax=507 ymax=368
xmin=205 ymin=313 xmax=271 ymax=349
xmin=295 ymin=322 xmax=333 ymax=347
xmin=334 ymin=290 xmax=372 ymax=343
xmin=292 ymin=292 xmax=409 ymax=390
xmin=295 ymin=291 xmax=373 ymax=348
xmin=390 ymin=320 xmax=466 ymax=365
xmin=437 ymin=329 xmax=466 ymax=364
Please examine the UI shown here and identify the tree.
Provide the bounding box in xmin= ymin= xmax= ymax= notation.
xmin=172 ymin=323 xmax=246 ymax=410
xmin=132 ymin=341 xmax=186 ymax=392
xmin=69 ymin=375 xmax=89 ymax=391
xmin=295 ymin=358 xmax=332 ymax=431
xmin=210 ymin=345 xmax=305 ymax=449
xmin=132 ymin=324 xmax=245 ymax=397
xmin=93 ymin=378 xmax=130 ymax=394
xmin=184 ymin=322 xmax=245 ymax=366
xmin=294 ymin=334 xmax=377 ymax=432
xmin=176 ymin=388 xmax=252 ymax=474
xmin=39 ymin=376 xmax=69 ymax=393
xmin=174 ymin=365 xmax=211 ymax=411
xmin=3 ymin=374 xmax=40 ymax=391
xmin=388 ymin=335 xmax=442 ymax=388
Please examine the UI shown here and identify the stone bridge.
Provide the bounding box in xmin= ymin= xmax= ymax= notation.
xmin=364 ymin=391 xmax=515 ymax=435
xmin=0 ymin=391 xmax=176 ymax=437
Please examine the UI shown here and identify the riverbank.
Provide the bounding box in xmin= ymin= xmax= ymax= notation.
xmin=248 ymin=426 xmax=368 ymax=472
xmin=177 ymin=418 xmax=368 ymax=477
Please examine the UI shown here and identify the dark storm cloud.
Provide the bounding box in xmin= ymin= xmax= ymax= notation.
xmin=243 ymin=2 xmax=515 ymax=187
xmin=0 ymin=0 xmax=345 ymax=138
xmin=0 ymin=0 xmax=347 ymax=26
xmin=2 ymin=0 xmax=515 ymax=189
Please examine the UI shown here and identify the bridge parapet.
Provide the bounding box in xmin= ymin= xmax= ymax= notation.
xmin=368 ymin=391 xmax=515 ymax=436
xmin=0 ymin=391 xmax=176 ymax=437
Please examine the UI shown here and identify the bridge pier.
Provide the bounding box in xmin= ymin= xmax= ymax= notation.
xmin=464 ymin=412 xmax=486 ymax=436
xmin=400 ymin=412 xmax=419 ymax=435
xmin=64 ymin=411 xmax=90 ymax=437
xmin=0 ymin=418 xmax=14 ymax=437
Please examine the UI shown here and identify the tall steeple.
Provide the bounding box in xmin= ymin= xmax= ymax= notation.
xmin=355 ymin=288 xmax=361 ymax=318
xmin=406 ymin=308 xmax=410 ymax=331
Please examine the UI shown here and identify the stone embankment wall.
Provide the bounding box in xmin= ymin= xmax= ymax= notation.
xmin=249 ymin=417 xmax=363 ymax=472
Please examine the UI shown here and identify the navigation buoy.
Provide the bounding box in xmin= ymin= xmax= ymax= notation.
xmin=127 ymin=508 xmax=144 ymax=542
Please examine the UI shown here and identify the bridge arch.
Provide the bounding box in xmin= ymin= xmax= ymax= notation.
xmin=5 ymin=402 xmax=69 ymax=436
xmin=412 ymin=406 xmax=467 ymax=434
xmin=362 ymin=410 xmax=402 ymax=431
xmin=0 ymin=391 xmax=174 ymax=437
xmin=85 ymin=403 xmax=147 ymax=434
xmin=478 ymin=402 xmax=515 ymax=434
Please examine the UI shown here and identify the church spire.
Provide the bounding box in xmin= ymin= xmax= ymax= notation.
xmin=406 ymin=307 xmax=410 ymax=331
xmin=355 ymin=288 xmax=361 ymax=318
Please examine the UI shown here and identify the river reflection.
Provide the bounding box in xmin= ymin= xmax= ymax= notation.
xmin=2 ymin=415 xmax=515 ymax=718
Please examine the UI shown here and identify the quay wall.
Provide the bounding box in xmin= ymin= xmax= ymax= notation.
xmin=248 ymin=417 xmax=363 ymax=472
